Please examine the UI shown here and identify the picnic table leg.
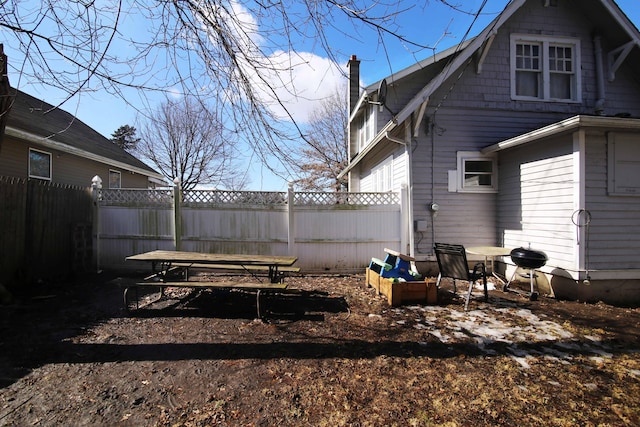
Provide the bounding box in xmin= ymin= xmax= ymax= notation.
xmin=256 ymin=289 xmax=262 ymax=318
xmin=123 ymin=286 xmax=140 ymax=311
xmin=269 ymin=266 xmax=284 ymax=283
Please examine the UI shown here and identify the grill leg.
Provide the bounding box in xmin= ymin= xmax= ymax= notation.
xmin=503 ymin=269 xmax=518 ymax=292
xmin=529 ymin=270 xmax=538 ymax=301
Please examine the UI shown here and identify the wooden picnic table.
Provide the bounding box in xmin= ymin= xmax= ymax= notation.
xmin=126 ymin=250 xmax=298 ymax=283
xmin=123 ymin=250 xmax=299 ymax=317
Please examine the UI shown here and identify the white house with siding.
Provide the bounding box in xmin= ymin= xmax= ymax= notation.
xmin=340 ymin=0 xmax=640 ymax=305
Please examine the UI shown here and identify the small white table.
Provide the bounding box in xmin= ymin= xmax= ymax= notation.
xmin=466 ymin=246 xmax=512 ymax=280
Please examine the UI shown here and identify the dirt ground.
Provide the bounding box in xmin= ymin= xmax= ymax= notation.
xmin=1 ymin=271 xmax=639 ymax=427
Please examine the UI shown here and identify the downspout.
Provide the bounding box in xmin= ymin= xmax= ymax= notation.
xmin=593 ymin=34 xmax=606 ymax=116
xmin=429 ymin=116 xmax=437 ymax=250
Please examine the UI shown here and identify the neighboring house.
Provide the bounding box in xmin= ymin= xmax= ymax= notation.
xmin=341 ymin=0 xmax=640 ymax=304
xmin=0 ymin=88 xmax=164 ymax=188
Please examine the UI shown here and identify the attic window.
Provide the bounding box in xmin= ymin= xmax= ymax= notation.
xmin=28 ymin=148 xmax=51 ymax=180
xmin=511 ymin=34 xmax=581 ymax=102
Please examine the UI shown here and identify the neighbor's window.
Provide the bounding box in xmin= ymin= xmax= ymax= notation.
xmin=28 ymin=148 xmax=52 ymax=180
xmin=364 ymin=155 xmax=394 ymax=192
xmin=457 ymin=151 xmax=497 ymax=193
xmin=109 ymin=170 xmax=122 ymax=189
xmin=511 ymin=34 xmax=581 ymax=102
xmin=357 ymin=103 xmax=376 ymax=151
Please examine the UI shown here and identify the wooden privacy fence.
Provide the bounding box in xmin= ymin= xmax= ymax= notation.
xmin=0 ymin=176 xmax=93 ymax=290
xmin=94 ymin=182 xmax=408 ymax=273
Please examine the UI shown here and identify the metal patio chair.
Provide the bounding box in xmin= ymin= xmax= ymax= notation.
xmin=434 ymin=243 xmax=488 ymax=311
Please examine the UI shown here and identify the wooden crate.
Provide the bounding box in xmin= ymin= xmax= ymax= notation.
xmin=366 ymin=268 xmax=437 ymax=306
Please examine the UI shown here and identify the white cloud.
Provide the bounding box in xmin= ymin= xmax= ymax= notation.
xmin=221 ymin=1 xmax=346 ymax=124
xmin=261 ymin=50 xmax=345 ymax=123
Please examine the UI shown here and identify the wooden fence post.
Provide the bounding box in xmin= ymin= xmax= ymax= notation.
xmin=91 ymin=175 xmax=102 ymax=272
xmin=173 ymin=178 xmax=182 ymax=251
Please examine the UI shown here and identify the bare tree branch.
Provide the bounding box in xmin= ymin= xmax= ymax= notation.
xmin=137 ymin=96 xmax=246 ymax=190
xmin=0 ymin=0 xmax=479 ymax=181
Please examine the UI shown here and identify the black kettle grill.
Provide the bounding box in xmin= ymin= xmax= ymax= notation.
xmin=504 ymin=246 xmax=548 ymax=300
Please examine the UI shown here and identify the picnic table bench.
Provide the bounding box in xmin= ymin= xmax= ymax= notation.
xmin=123 ymin=250 xmax=299 ymax=317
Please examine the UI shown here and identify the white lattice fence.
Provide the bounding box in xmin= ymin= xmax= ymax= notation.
xmin=182 ymin=189 xmax=288 ymax=205
xmin=294 ymin=191 xmax=399 ymax=205
xmin=99 ymin=188 xmax=173 ymax=205
xmin=95 ymin=186 xmax=405 ymax=272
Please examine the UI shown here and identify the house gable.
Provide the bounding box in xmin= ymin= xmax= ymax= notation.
xmin=1 ymin=89 xmax=163 ymax=187
xmin=344 ymin=0 xmax=640 ymax=178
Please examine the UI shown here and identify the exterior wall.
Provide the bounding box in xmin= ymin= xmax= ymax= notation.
xmin=409 ymin=108 xmax=565 ymax=256
xmin=349 ymin=0 xmax=640 ymax=272
xmin=406 ymin=0 xmax=640 ymax=256
xmin=0 ymin=136 xmax=151 ymax=188
xmin=584 ymin=131 xmax=640 ymax=271
xmin=359 ymin=146 xmax=407 ymax=193
xmin=497 ymin=134 xmax=577 ymax=271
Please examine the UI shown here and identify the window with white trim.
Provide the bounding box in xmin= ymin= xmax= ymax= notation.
xmin=511 ymin=34 xmax=581 ymax=102
xmin=109 ymin=170 xmax=122 ymax=189
xmin=372 ymin=155 xmax=393 ymax=192
xmin=357 ymin=103 xmax=376 ymax=150
xmin=457 ymin=152 xmax=497 ymax=193
xmin=28 ymin=148 xmax=52 ymax=180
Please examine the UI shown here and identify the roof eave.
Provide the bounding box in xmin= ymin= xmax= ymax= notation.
xmin=7 ymin=126 xmax=164 ymax=180
xmin=338 ymin=120 xmax=396 ymax=179
xmin=481 ymin=115 xmax=640 ymax=154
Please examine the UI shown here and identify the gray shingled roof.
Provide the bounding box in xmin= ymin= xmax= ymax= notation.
xmin=7 ymin=88 xmax=160 ymax=176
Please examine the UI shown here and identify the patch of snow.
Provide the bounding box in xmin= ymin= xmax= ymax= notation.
xmin=512 ymin=356 xmax=531 ymax=369
xmin=627 ymin=369 xmax=640 ymax=378
xmin=429 ymin=330 xmax=451 ymax=343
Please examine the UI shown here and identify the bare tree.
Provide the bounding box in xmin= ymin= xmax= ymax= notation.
xmin=137 ymin=97 xmax=244 ymax=190
xmin=293 ymin=87 xmax=348 ymax=191
xmin=0 ymin=0 xmax=466 ymax=174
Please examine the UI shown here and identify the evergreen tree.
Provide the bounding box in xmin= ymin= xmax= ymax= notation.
xmin=111 ymin=125 xmax=140 ymax=152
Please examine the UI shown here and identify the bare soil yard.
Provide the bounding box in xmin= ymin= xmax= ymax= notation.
xmin=1 ymin=272 xmax=639 ymax=426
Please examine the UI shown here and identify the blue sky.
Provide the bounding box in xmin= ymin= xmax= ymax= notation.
xmin=4 ymin=0 xmax=640 ymax=190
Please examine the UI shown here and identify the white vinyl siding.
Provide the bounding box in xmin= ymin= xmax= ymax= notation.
xmin=511 ymin=34 xmax=581 ymax=102
xmin=375 ymin=156 xmax=393 ymax=192
xmin=359 ymin=150 xmax=408 ymax=193
xmin=501 ymin=149 xmax=577 ymax=271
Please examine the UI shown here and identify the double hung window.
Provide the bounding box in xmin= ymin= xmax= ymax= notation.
xmin=456 ymin=152 xmax=497 ymax=193
xmin=357 ymin=104 xmax=376 ymax=150
xmin=511 ymin=34 xmax=580 ymax=102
